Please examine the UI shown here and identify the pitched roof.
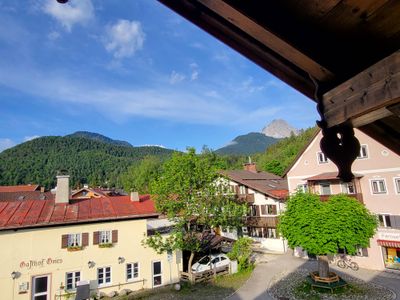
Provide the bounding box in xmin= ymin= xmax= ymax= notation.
xmin=304 ymin=172 xmax=364 ymax=181
xmin=220 ymin=170 xmax=288 ymax=200
xmin=0 ymin=185 xmax=40 ymax=192
xmin=0 ymin=191 xmax=54 ymax=202
xmin=0 ymin=195 xmax=158 ymax=231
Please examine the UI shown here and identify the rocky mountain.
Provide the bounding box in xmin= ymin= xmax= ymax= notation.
xmin=66 ymin=131 xmax=133 ymax=147
xmin=215 ymin=132 xmax=279 ymax=155
xmin=262 ymin=119 xmax=299 ymax=138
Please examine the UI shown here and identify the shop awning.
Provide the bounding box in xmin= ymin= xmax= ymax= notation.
xmin=377 ymin=240 xmax=400 ymax=248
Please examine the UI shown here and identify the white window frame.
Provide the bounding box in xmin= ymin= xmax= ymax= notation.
xmin=239 ymin=185 xmax=246 ymax=194
xmin=296 ymin=183 xmax=308 ymax=193
xmin=67 ymin=233 xmax=81 ymax=247
xmin=66 ymin=271 xmax=81 ymax=291
xmin=99 ymin=230 xmax=111 ymax=245
xmin=394 ymin=178 xmax=400 ymax=194
xmin=126 ymin=262 xmax=139 ymax=281
xmin=370 ymin=179 xmax=387 ymax=194
xmin=152 ymin=261 xmax=162 ymax=287
xmin=317 ymin=151 xmax=328 ymax=164
xmin=97 ymin=266 xmax=112 ymax=287
xmin=378 ymin=214 xmax=392 ymax=228
xmin=341 ymin=182 xmax=356 ymax=194
xmin=357 ymin=144 xmax=369 ymax=159
xmin=320 ymin=182 xmax=331 ymax=195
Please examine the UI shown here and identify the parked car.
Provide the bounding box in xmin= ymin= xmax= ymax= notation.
xmin=191 ymin=253 xmax=230 ymax=273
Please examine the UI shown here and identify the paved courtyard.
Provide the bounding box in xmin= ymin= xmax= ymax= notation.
xmin=227 ymin=251 xmax=400 ymax=300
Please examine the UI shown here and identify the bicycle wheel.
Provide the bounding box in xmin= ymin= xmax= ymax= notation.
xmin=350 ymin=262 xmax=359 ymax=271
xmin=337 ymin=260 xmax=346 ymax=269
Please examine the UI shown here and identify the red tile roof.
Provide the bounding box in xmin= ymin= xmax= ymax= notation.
xmin=0 ymin=195 xmax=158 ymax=230
xmin=0 ymin=191 xmax=54 ymax=202
xmin=0 ymin=185 xmax=40 ymax=192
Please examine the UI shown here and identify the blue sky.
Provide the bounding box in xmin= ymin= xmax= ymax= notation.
xmin=0 ymin=0 xmax=318 ymax=152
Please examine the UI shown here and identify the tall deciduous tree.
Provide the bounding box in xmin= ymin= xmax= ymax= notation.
xmin=120 ymin=155 xmax=163 ymax=194
xmin=144 ymin=148 xmax=248 ymax=281
xmin=279 ymin=192 xmax=377 ymax=278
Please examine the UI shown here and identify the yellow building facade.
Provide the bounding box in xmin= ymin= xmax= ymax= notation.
xmin=1 ymin=218 xmax=181 ymax=300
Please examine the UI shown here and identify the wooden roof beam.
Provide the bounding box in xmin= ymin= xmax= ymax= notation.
xmin=323 ymin=50 xmax=400 ymax=128
xmin=197 ymin=0 xmax=334 ymax=83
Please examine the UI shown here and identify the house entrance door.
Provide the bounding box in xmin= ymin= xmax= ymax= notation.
xmin=32 ymin=274 xmax=50 ymax=300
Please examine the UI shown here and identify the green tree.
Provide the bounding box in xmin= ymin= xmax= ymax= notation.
xmin=145 ymin=148 xmax=248 ymax=282
xmin=279 ymin=192 xmax=377 ymax=278
xmin=120 ymin=156 xmax=163 ymax=194
xmin=227 ymin=237 xmax=253 ymax=271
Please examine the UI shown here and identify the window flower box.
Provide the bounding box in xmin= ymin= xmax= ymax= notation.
xmin=99 ymin=243 xmax=113 ymax=248
xmin=67 ymin=246 xmax=83 ymax=252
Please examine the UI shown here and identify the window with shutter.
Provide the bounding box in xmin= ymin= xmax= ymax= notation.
xmin=256 ymin=205 xmax=260 ymax=216
xmin=93 ymin=231 xmax=100 ymax=245
xmin=61 ymin=234 xmax=68 ymax=249
xmin=260 ymin=205 xmax=267 ymax=215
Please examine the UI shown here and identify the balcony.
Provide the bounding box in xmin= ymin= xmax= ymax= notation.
xmin=236 ymin=193 xmax=255 ymax=203
xmin=246 ymin=216 xmax=278 ymax=227
xmin=319 ymin=193 xmax=363 ymax=204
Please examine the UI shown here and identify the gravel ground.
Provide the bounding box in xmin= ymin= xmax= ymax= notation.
xmin=268 ymin=268 xmax=395 ymax=300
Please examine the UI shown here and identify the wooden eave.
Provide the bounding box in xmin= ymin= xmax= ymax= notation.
xmin=158 ymin=0 xmax=400 ymax=155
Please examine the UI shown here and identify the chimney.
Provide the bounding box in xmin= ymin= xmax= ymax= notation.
xmin=243 ymin=163 xmax=257 ymax=173
xmin=55 ymin=172 xmax=70 ymax=204
xmin=130 ymin=191 xmax=140 ymax=202
xmin=40 ymin=187 xmax=45 ymax=193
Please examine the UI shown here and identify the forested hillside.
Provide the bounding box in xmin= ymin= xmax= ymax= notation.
xmin=255 ymin=126 xmax=319 ymax=176
xmin=0 ymin=136 xmax=174 ymax=188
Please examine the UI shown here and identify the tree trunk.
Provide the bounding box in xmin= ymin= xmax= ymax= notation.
xmin=188 ymin=251 xmax=195 ymax=283
xmin=317 ymin=255 xmax=330 ymax=278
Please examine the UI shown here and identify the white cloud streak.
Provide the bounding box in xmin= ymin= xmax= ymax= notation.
xmin=43 ymin=0 xmax=94 ymax=32
xmin=169 ymin=71 xmax=185 ymax=84
xmin=105 ymin=19 xmax=145 ymax=59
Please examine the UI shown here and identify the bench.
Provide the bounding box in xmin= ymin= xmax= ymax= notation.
xmin=307 ymin=274 xmax=347 ymax=293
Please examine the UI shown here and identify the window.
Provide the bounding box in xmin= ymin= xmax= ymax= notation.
xmin=32 ymin=275 xmax=50 ymax=300
xmin=126 ymin=263 xmax=139 ymax=281
xmin=395 ymin=178 xmax=400 ymax=194
xmin=320 ymin=182 xmax=331 ymax=195
xmin=317 ymin=151 xmax=328 ymax=164
xmin=66 ymin=271 xmax=80 ymax=290
xmin=250 ymin=205 xmax=257 ymax=217
xmin=379 ymin=215 xmax=392 ymax=227
xmin=152 ymin=261 xmax=162 ymax=287
xmin=239 ymin=185 xmax=246 ymax=194
xmin=68 ymin=233 xmax=81 ymax=247
xmin=260 ymin=205 xmax=277 ymax=215
xmin=371 ymin=179 xmax=387 ymax=194
xmin=296 ymin=184 xmax=308 ymax=193
xmin=341 ymin=182 xmax=355 ymax=194
xmin=97 ymin=267 xmax=111 ymax=286
xmin=357 ymin=145 xmax=368 ymax=159
xmin=355 ymin=247 xmax=368 ymax=257
xmin=100 ymin=230 xmax=111 ymax=244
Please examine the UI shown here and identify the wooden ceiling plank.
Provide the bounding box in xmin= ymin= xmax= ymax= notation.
xmin=198 ymin=0 xmax=334 ymax=82
xmin=323 ymin=50 xmax=400 ymax=127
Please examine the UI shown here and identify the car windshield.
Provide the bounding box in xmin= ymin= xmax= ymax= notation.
xmin=198 ymin=256 xmax=211 ymax=265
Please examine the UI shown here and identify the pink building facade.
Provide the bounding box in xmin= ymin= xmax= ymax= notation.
xmin=286 ymin=129 xmax=400 ymax=271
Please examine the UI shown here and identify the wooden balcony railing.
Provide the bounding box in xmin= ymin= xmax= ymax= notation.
xmin=246 ymin=216 xmax=279 ymax=227
xmin=319 ymin=193 xmax=363 ymax=204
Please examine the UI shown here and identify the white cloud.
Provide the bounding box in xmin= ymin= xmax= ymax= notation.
xmin=0 ymin=138 xmax=15 ymax=152
xmin=190 ymin=63 xmax=199 ymax=81
xmin=24 ymin=135 xmax=41 ymax=142
xmin=105 ymin=20 xmax=145 ymax=59
xmin=169 ymin=71 xmax=185 ymax=84
xmin=240 ymin=77 xmax=265 ymax=93
xmin=43 ymin=0 xmax=94 ymax=32
xmin=47 ymin=31 xmax=60 ymax=40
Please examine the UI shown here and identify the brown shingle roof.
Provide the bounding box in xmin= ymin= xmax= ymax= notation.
xmin=0 ymin=185 xmax=40 ymax=192
xmin=0 ymin=191 xmax=54 ymax=202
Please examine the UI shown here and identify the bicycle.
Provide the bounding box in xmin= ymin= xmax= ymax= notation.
xmin=337 ymin=256 xmax=359 ymax=271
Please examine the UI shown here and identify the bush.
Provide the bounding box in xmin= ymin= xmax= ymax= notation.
xmin=227 ymin=237 xmax=253 ymax=271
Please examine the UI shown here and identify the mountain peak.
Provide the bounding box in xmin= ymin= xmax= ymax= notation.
xmin=262 ymin=119 xmax=299 ymax=138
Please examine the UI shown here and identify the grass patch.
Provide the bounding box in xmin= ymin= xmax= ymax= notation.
xmin=115 ymin=267 xmax=254 ymax=300
xmin=293 ymin=280 xmax=365 ymax=300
